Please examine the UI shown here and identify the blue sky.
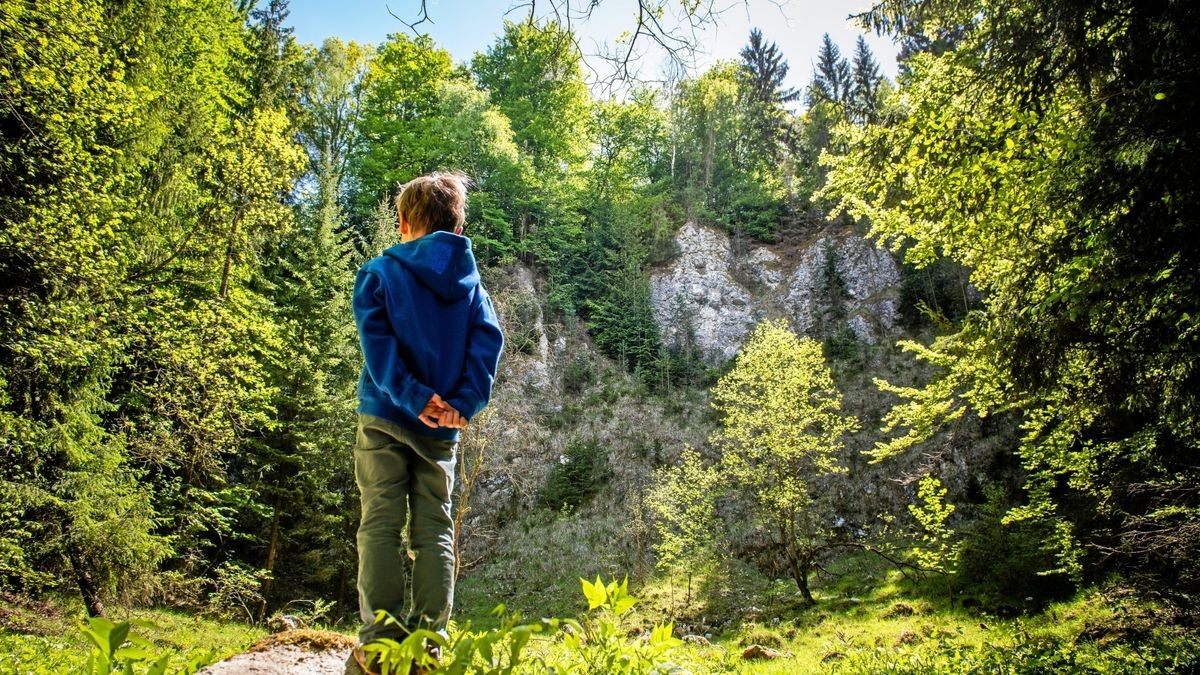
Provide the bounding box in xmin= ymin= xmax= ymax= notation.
xmin=286 ymin=0 xmax=899 ymax=95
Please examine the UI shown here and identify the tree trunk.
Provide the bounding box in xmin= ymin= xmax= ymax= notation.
xmin=703 ymin=127 xmax=714 ymax=188
xmin=795 ymin=565 xmax=815 ymax=605
xmin=336 ymin=514 xmax=355 ymax=619
xmin=785 ymin=547 xmax=816 ymax=606
xmin=336 ymin=565 xmax=347 ymax=619
xmin=258 ymin=494 xmax=282 ymax=622
xmin=67 ymin=539 xmax=105 ymax=618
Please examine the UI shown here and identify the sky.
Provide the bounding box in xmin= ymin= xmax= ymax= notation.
xmin=286 ymin=0 xmax=899 ymax=96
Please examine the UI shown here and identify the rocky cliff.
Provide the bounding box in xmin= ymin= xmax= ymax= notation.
xmin=452 ymin=222 xmax=1006 ymax=615
xmin=649 ymin=222 xmax=902 ymax=365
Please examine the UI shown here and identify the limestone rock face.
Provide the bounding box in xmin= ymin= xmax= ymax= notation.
xmin=494 ymin=265 xmax=552 ymax=392
xmin=649 ymin=224 xmax=759 ymax=364
xmin=782 ymin=235 xmax=901 ymax=342
xmin=650 ymin=222 xmax=902 ymax=365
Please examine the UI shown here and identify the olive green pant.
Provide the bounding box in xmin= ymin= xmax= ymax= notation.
xmin=354 ymin=414 xmax=457 ymax=645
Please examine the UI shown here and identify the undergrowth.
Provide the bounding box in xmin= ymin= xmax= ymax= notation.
xmin=2 ymin=554 xmax=1196 ymax=673
xmin=0 ymin=599 xmax=264 ymax=674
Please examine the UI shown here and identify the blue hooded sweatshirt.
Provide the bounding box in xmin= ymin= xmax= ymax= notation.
xmin=353 ymin=232 xmax=504 ymax=442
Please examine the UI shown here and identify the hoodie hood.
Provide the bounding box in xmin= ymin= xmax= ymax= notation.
xmin=383 ymin=232 xmax=480 ymax=301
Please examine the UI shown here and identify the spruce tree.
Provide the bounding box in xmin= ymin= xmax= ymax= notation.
xmin=807 ymin=33 xmax=851 ymax=107
xmin=849 ymin=36 xmax=883 ymax=124
xmin=739 ymin=28 xmax=799 ymax=106
xmin=739 ymin=28 xmax=798 ymax=161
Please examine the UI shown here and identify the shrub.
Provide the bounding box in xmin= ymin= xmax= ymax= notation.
xmin=561 ymin=355 xmax=595 ymax=394
xmin=537 ymin=440 xmax=611 ymax=512
xmin=954 ymin=485 xmax=1074 ymax=614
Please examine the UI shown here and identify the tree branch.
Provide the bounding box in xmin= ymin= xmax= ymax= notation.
xmin=818 ymin=541 xmax=944 ymax=582
xmin=386 ymin=1 xmax=433 ymax=35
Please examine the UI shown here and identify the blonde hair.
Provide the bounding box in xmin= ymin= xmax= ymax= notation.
xmin=395 ymin=171 xmax=470 ymax=235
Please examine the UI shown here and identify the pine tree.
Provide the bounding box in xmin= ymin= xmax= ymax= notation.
xmin=739 ymin=28 xmax=798 ymax=161
xmin=247 ymin=0 xmax=303 ymax=118
xmin=848 ymin=36 xmax=883 ymax=124
xmin=244 ymin=37 xmax=369 ymax=614
xmin=739 ymin=28 xmax=799 ymax=106
xmin=807 ymin=33 xmax=851 ymax=107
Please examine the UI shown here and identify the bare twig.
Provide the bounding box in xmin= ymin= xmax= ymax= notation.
xmin=386 ymin=1 xmax=433 ymax=35
xmin=818 ymin=541 xmax=942 ymax=582
xmin=388 ymin=0 xmax=753 ymax=92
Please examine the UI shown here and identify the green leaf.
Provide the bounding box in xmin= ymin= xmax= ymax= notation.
xmin=612 ymin=595 xmax=638 ymax=615
xmin=580 ymin=575 xmax=606 ymax=609
xmin=145 ymin=654 xmax=171 ymax=675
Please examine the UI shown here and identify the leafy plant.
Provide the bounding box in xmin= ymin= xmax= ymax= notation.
xmin=364 ymin=576 xmax=682 ymax=674
xmin=554 ymin=576 xmax=685 ymax=675
xmin=908 ymin=475 xmax=960 ymax=574
xmin=360 ymin=617 xmax=448 ymax=675
xmin=646 ymin=447 xmax=721 ymax=606
xmin=80 ymin=617 xmax=216 ymax=675
xmin=710 ymin=319 xmax=860 ymax=603
xmin=207 ymin=562 xmax=270 ymax=623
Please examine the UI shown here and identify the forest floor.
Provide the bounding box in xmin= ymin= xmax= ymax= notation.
xmin=2 ymin=553 xmax=1196 ymax=673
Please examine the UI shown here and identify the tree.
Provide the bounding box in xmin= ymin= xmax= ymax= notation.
xmin=0 ymin=0 xmax=298 ymax=615
xmin=586 ymin=253 xmax=661 ymax=382
xmin=739 ymin=28 xmax=798 ymax=161
xmin=471 ymin=20 xmax=593 ymax=298
xmin=299 ymin=38 xmax=371 ymax=214
xmin=349 ymin=33 xmax=465 ymax=220
xmin=251 ymin=84 xmax=360 ymax=614
xmin=246 ymin=0 xmax=304 ymax=120
xmin=847 ymin=36 xmax=883 ymax=125
xmin=710 ymin=320 xmax=859 ymax=603
xmin=673 ymin=63 xmax=745 ymax=220
xmin=830 ymin=0 xmax=1200 ymax=595
xmin=472 ymin=20 xmax=591 ymax=175
xmin=395 ymin=0 xmax=740 ymax=85
xmin=646 ymin=448 xmax=720 ymax=607
xmin=740 ymin=28 xmax=799 ymax=107
xmin=860 ymin=4 xmax=966 ymax=77
xmin=806 ymin=33 xmax=850 ymax=107
xmin=427 ymin=80 xmax=523 ymax=263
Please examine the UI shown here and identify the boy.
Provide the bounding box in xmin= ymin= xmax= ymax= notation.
xmin=349 ymin=172 xmax=504 ymax=674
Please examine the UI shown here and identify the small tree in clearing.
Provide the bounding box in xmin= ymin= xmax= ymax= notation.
xmin=647 ymin=446 xmax=720 ymax=608
xmin=711 ymin=319 xmax=859 ymax=604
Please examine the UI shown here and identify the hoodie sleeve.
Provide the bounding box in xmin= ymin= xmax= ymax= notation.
xmin=445 ymin=288 xmax=504 ymax=421
xmin=353 ymin=267 xmax=436 ymax=417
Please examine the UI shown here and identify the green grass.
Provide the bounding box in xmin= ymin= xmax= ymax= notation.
xmin=4 ymin=551 xmax=1195 ymax=674
xmin=636 ymin=553 xmax=1198 ymax=674
xmin=447 ymin=492 xmax=1200 ymax=674
xmin=455 ymin=506 xmax=647 ymax=624
xmin=457 ymin=548 xmax=1198 ymax=674
xmin=0 ymin=595 xmax=266 ymax=674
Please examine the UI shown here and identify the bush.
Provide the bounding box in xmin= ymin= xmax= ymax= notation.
xmin=954 ymin=486 xmax=1074 ymax=614
xmin=561 ymin=354 xmax=595 ymax=394
xmin=207 ymin=562 xmax=269 ymax=623
xmin=537 ymin=440 xmax=611 ymax=512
